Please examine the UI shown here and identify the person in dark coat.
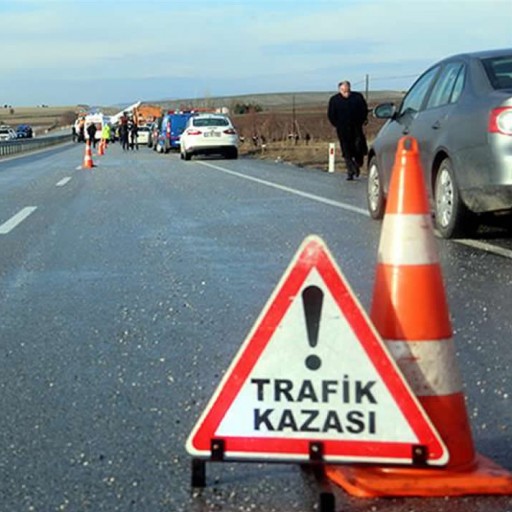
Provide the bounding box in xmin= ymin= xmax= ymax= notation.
xmin=128 ymin=120 xmax=139 ymax=150
xmin=119 ymin=118 xmax=129 ymax=151
xmin=327 ymin=80 xmax=368 ymax=180
xmin=86 ymin=122 xmax=97 ymax=148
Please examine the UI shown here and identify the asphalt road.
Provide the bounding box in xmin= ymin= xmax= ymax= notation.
xmin=1 ymin=142 xmax=511 ymax=512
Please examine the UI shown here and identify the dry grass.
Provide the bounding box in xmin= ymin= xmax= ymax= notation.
xmin=0 ymin=105 xmax=78 ymax=133
xmin=233 ymin=102 xmax=387 ymax=173
xmin=240 ymin=140 xmax=341 ymax=172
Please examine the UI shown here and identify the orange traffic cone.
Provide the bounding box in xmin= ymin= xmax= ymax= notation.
xmin=326 ymin=136 xmax=512 ymax=496
xmin=82 ymin=140 xmax=94 ymax=169
xmin=97 ymin=139 xmax=105 ymax=156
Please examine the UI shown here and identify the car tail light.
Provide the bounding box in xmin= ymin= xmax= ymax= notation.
xmin=186 ymin=129 xmax=202 ymax=136
xmin=488 ymin=107 xmax=512 ymax=135
xmin=223 ymin=128 xmax=237 ymax=135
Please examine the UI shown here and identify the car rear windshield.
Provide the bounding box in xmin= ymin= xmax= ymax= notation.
xmin=193 ymin=118 xmax=229 ymax=127
xmin=481 ymin=55 xmax=512 ymax=89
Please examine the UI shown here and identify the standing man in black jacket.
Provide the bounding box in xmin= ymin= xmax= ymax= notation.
xmin=86 ymin=122 xmax=97 ymax=148
xmin=327 ymin=80 xmax=368 ymax=180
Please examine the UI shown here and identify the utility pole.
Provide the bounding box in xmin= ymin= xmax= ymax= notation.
xmin=365 ymin=74 xmax=369 ymax=102
xmin=292 ymin=94 xmax=296 ymax=136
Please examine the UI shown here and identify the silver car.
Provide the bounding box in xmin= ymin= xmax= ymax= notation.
xmin=0 ymin=125 xmax=17 ymax=142
xmin=367 ymin=48 xmax=512 ymax=238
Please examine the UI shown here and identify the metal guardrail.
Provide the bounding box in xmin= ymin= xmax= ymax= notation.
xmin=0 ymin=133 xmax=72 ymax=159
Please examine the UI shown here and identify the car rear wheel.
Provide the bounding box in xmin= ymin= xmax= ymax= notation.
xmin=434 ymin=158 xmax=473 ymax=238
xmin=184 ymin=151 xmax=192 ymax=161
xmin=367 ymin=156 xmax=386 ymax=219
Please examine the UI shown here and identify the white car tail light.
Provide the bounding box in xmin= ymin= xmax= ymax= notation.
xmin=488 ymin=107 xmax=512 ymax=135
xmin=187 ymin=129 xmax=202 ymax=136
xmin=223 ymin=128 xmax=237 ymax=135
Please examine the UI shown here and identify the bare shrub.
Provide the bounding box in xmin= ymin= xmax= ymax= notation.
xmin=60 ymin=110 xmax=77 ymax=125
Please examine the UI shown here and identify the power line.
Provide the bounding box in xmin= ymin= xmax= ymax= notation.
xmin=369 ymin=74 xmax=420 ymax=82
xmin=352 ymin=73 xmax=420 ymax=87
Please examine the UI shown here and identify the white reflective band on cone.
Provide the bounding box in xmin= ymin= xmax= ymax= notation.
xmin=385 ymin=339 xmax=463 ymax=396
xmin=379 ymin=214 xmax=439 ymax=265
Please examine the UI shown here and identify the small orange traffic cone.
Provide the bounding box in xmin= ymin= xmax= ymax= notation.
xmin=82 ymin=140 xmax=94 ymax=169
xmin=326 ymin=136 xmax=512 ymax=496
xmin=97 ymin=139 xmax=105 ymax=156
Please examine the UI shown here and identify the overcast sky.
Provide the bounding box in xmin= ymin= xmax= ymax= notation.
xmin=1 ymin=0 xmax=511 ymax=106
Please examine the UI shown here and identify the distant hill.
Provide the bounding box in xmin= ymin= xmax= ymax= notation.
xmin=137 ymin=90 xmax=405 ymax=111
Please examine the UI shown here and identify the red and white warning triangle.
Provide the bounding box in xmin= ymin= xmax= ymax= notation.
xmin=186 ymin=235 xmax=448 ymax=465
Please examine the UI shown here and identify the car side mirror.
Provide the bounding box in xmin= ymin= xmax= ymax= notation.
xmin=373 ymin=103 xmax=396 ymax=119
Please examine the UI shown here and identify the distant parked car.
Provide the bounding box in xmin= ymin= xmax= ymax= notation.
xmin=136 ymin=125 xmax=150 ymax=145
xmin=0 ymin=125 xmax=17 ymax=141
xmin=367 ymin=48 xmax=512 ymax=238
xmin=156 ymin=111 xmax=196 ymax=153
xmin=180 ymin=113 xmax=239 ymax=160
xmin=16 ymin=124 xmax=33 ymax=138
xmin=148 ymin=118 xmax=161 ymax=149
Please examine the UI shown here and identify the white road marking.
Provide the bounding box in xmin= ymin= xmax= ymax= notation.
xmin=56 ymin=177 xmax=72 ymax=187
xmin=455 ymin=238 xmax=512 ymax=259
xmin=196 ymin=161 xmax=512 ymax=261
xmin=197 ymin=161 xmax=368 ymax=216
xmin=0 ymin=207 xmax=38 ymax=234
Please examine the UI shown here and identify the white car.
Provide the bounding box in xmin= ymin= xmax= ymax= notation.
xmin=180 ymin=114 xmax=238 ymax=160
xmin=137 ymin=125 xmax=150 ymax=145
xmin=0 ymin=126 xmax=17 ymax=141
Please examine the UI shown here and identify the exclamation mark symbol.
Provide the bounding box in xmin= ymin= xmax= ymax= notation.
xmin=302 ymin=285 xmax=324 ymax=371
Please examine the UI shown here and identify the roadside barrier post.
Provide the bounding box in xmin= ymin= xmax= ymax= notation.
xmin=328 ymin=143 xmax=335 ymax=173
xmin=325 ymin=136 xmax=512 ymax=497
